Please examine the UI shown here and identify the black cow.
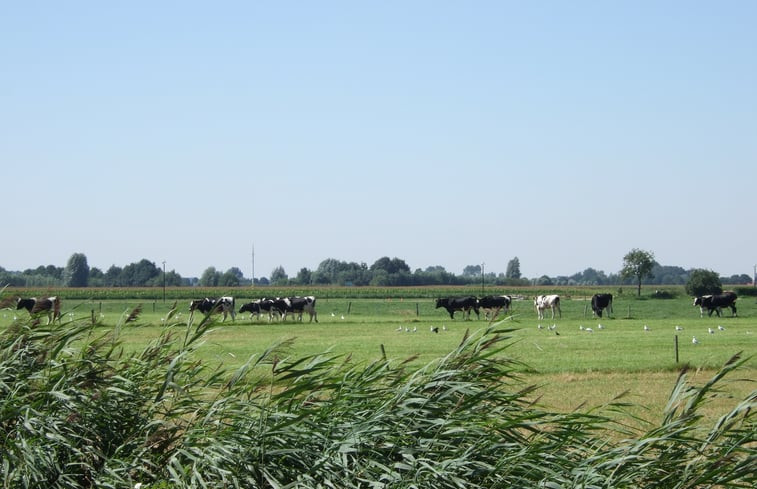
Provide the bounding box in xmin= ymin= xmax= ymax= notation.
xmin=17 ymin=296 xmax=61 ymax=324
xmin=189 ymin=296 xmax=236 ymax=322
xmin=478 ymin=295 xmax=511 ymax=320
xmin=591 ymin=293 xmax=613 ymax=318
xmin=435 ymin=296 xmax=479 ymax=320
xmin=693 ymin=292 xmax=737 ymax=317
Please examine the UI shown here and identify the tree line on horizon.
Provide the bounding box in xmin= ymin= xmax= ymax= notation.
xmin=0 ymin=252 xmax=752 ymax=289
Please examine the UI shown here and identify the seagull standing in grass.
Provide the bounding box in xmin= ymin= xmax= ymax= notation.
xmin=644 ymin=325 xmax=650 ymax=332
xmin=718 ymin=325 xmax=725 ymax=331
xmin=597 ymin=324 xmax=604 ymax=330
xmin=708 ymin=327 xmax=715 ymax=334
xmin=675 ymin=325 xmax=683 ymax=331
xmin=692 ymin=336 xmax=699 ymax=345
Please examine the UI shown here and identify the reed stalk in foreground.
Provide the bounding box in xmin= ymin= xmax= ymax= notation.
xmin=0 ymin=309 xmax=753 ymax=488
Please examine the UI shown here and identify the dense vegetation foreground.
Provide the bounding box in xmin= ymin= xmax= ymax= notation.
xmin=1 ymin=309 xmax=754 ymax=488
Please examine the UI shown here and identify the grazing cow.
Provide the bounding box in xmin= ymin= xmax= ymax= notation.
xmin=189 ymin=296 xmax=236 ymax=322
xmin=478 ymin=295 xmax=512 ymax=320
xmin=693 ymin=292 xmax=737 ymax=317
xmin=590 ymin=293 xmax=613 ymax=318
xmin=239 ymin=299 xmax=263 ymax=320
xmin=288 ymin=296 xmax=318 ymax=323
xmin=534 ymin=295 xmax=561 ymax=320
xmin=16 ymin=296 xmax=62 ymax=324
xmin=435 ymin=296 xmax=480 ymax=320
xmin=266 ymin=296 xmax=318 ymax=323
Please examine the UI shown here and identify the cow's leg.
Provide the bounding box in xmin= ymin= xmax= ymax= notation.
xmin=731 ymin=304 xmax=737 ymax=316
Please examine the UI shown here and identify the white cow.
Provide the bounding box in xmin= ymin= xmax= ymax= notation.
xmin=534 ymin=294 xmax=561 ymax=320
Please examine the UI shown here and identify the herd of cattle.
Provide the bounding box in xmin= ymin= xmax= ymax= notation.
xmin=8 ymin=290 xmax=740 ymax=325
xmin=434 ymin=293 xmax=613 ymax=320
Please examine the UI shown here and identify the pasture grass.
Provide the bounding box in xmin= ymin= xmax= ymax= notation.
xmin=2 ymin=294 xmax=754 ymax=417
xmin=0 ymin=293 xmax=755 ymax=488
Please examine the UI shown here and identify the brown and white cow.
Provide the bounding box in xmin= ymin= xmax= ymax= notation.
xmin=17 ymin=296 xmax=62 ymax=324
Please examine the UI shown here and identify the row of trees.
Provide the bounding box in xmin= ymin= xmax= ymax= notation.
xmin=0 ymin=251 xmax=752 ymax=290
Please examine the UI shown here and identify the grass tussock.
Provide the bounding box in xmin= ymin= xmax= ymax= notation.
xmin=0 ymin=311 xmax=754 ymax=488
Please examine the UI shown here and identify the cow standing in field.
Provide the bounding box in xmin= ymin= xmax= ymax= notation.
xmin=189 ymin=296 xmax=236 ymax=323
xmin=534 ymin=295 xmax=561 ymax=320
xmin=435 ymin=296 xmax=479 ymax=320
xmin=239 ymin=299 xmax=263 ymax=320
xmin=268 ymin=296 xmax=319 ymax=323
xmin=590 ymin=293 xmax=613 ymax=318
xmin=16 ymin=296 xmax=62 ymax=324
xmin=693 ymin=291 xmax=737 ymax=317
xmin=478 ymin=295 xmax=512 ymax=320
xmin=287 ymin=296 xmax=318 ymax=322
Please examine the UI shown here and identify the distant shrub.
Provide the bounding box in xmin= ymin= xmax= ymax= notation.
xmin=651 ymin=289 xmax=677 ymax=299
xmin=733 ymin=285 xmax=757 ymax=297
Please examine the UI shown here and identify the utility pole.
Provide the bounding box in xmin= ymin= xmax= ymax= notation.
xmin=251 ymin=244 xmax=255 ymax=287
xmin=162 ymin=261 xmax=166 ymax=302
xmin=481 ymin=262 xmax=485 ymax=295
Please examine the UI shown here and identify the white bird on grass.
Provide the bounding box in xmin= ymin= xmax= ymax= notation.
xmin=597 ymin=324 xmax=604 ymax=330
xmin=396 ymin=325 xmax=402 ymax=331
xmin=708 ymin=327 xmax=715 ymax=334
xmin=644 ymin=325 xmax=650 ymax=331
xmin=537 ymin=324 xmax=543 ymax=329
xmin=692 ymin=336 xmax=699 ymax=345
xmin=718 ymin=325 xmax=725 ymax=331
xmin=585 ymin=327 xmax=594 ymax=333
xmin=675 ymin=325 xmax=683 ymax=331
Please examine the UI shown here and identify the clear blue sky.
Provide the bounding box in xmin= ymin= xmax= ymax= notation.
xmin=2 ymin=1 xmax=755 ymax=279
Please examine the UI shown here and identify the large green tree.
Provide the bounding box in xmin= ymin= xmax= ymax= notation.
xmin=685 ymin=269 xmax=722 ymax=297
xmin=505 ymin=257 xmax=521 ymax=279
xmin=620 ymin=248 xmax=655 ymax=296
xmin=64 ymin=253 xmax=89 ymax=287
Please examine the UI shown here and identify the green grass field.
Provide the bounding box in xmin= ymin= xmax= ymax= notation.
xmin=3 ymin=293 xmax=754 ymax=417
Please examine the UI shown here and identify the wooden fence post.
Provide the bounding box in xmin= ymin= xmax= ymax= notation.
xmin=675 ymin=335 xmax=679 ymax=363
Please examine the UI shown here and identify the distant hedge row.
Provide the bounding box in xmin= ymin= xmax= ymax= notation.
xmin=2 ymin=284 xmax=701 ymax=301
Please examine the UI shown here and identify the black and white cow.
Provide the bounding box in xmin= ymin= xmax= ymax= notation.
xmin=17 ymin=296 xmax=62 ymax=324
xmin=239 ymin=299 xmax=263 ymax=320
xmin=189 ymin=296 xmax=236 ymax=322
xmin=478 ymin=295 xmax=512 ymax=320
xmin=435 ymin=296 xmax=480 ymax=320
xmin=534 ymin=295 xmax=561 ymax=320
xmin=288 ymin=296 xmax=318 ymax=323
xmin=267 ymin=296 xmax=318 ymax=323
xmin=590 ymin=293 xmax=613 ymax=318
xmin=693 ymin=291 xmax=737 ymax=317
